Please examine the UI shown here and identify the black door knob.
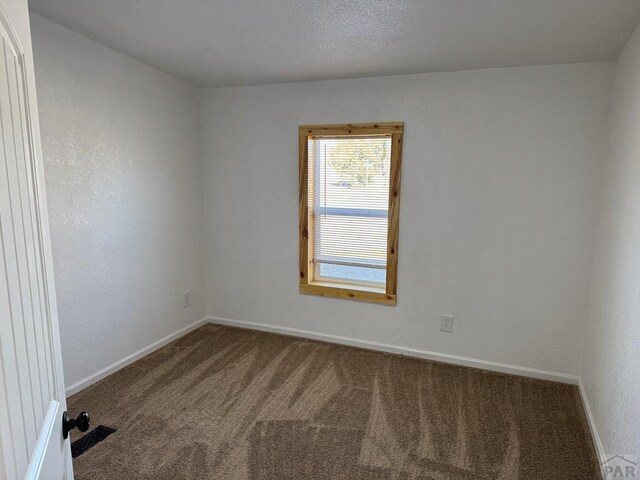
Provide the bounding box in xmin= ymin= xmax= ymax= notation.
xmin=62 ymin=411 xmax=90 ymax=439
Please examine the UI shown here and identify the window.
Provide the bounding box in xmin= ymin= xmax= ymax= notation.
xmin=299 ymin=123 xmax=404 ymax=305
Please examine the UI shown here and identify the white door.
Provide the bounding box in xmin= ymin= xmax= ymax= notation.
xmin=0 ymin=0 xmax=72 ymax=478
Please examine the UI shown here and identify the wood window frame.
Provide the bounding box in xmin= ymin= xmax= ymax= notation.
xmin=299 ymin=122 xmax=404 ymax=305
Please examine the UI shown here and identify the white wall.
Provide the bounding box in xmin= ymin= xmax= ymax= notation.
xmin=29 ymin=8 xmax=621 ymax=394
xmin=200 ymin=63 xmax=612 ymax=377
xmin=30 ymin=13 xmax=206 ymax=389
xmin=581 ymin=23 xmax=640 ymax=457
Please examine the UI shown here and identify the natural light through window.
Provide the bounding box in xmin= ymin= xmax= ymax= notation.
xmin=299 ymin=123 xmax=403 ymax=305
xmin=311 ymin=136 xmax=390 ymax=286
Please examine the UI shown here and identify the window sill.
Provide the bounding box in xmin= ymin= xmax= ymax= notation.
xmin=300 ymin=282 xmax=396 ymax=305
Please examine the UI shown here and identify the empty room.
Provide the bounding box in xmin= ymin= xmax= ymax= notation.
xmin=1 ymin=0 xmax=639 ymax=478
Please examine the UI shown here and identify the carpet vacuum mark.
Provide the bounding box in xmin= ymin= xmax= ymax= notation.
xmin=68 ymin=324 xmax=600 ymax=479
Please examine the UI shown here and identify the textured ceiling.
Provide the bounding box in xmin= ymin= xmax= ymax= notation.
xmin=28 ymin=0 xmax=640 ymax=87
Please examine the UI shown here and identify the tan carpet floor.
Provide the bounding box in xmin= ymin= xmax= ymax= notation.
xmin=68 ymin=324 xmax=601 ymax=479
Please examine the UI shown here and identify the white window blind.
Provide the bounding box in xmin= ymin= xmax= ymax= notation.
xmin=308 ymin=136 xmax=391 ymax=286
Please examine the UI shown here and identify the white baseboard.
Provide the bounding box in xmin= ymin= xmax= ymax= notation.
xmin=578 ymin=377 xmax=606 ymax=470
xmin=65 ymin=317 xmax=208 ymax=396
xmin=207 ymin=316 xmax=578 ymax=385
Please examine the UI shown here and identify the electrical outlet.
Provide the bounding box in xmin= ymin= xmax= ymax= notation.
xmin=182 ymin=291 xmax=192 ymax=308
xmin=440 ymin=315 xmax=453 ymax=333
